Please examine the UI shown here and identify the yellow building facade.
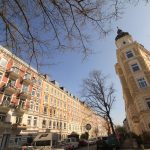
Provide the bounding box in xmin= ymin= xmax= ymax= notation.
xmin=0 ymin=45 xmax=107 ymax=149
xmin=115 ymin=29 xmax=150 ymax=135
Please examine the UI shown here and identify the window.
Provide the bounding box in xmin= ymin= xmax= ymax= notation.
xmin=50 ymin=109 xmax=52 ymax=117
xmin=57 ymin=122 xmax=59 ymax=129
xmin=54 ymin=109 xmax=56 ymax=116
xmin=16 ymin=117 xmax=22 ymax=124
xmin=37 ymin=92 xmax=40 ymax=98
xmin=24 ymin=73 xmax=31 ymax=80
xmin=44 ymin=106 xmax=47 ymax=114
xmin=22 ymin=85 xmax=28 ymax=92
xmin=44 ymin=95 xmax=48 ymax=103
xmin=42 ymin=120 xmax=46 ymax=128
xmin=45 ymin=85 xmax=49 ymax=92
xmin=32 ymin=77 xmax=36 ymax=84
xmin=126 ymin=51 xmax=134 ymax=58
xmin=60 ymin=122 xmax=62 ymax=129
xmin=0 ymin=58 xmax=7 ymax=67
xmin=2 ymin=94 xmax=11 ymax=106
xmin=64 ymin=123 xmax=66 ymax=129
xmin=38 ymin=79 xmax=42 ymax=86
xmin=49 ymin=121 xmax=52 ymax=129
xmin=131 ymin=63 xmax=140 ymax=72
xmin=27 ymin=116 xmax=32 ymax=125
xmin=137 ymin=78 xmax=148 ymax=88
xmin=31 ymin=89 xmax=36 ymax=96
xmin=8 ymin=79 xmax=16 ymax=87
xmin=53 ymin=121 xmax=56 ymax=129
xmin=33 ymin=117 xmax=37 ymax=127
xmin=11 ymin=67 xmax=19 ymax=74
xmin=145 ymin=98 xmax=150 ymax=109
xmin=35 ymin=103 xmax=39 ymax=112
xmin=18 ymin=99 xmax=25 ymax=109
xmin=30 ymin=101 xmax=34 ymax=110
xmin=0 ymin=72 xmax=3 ymax=81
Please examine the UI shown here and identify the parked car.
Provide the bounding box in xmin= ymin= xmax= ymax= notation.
xmin=88 ymin=138 xmax=97 ymax=145
xmin=79 ymin=139 xmax=88 ymax=147
xmin=106 ymin=135 xmax=120 ymax=149
xmin=97 ymin=135 xmax=120 ymax=150
xmin=63 ymin=137 xmax=79 ymax=149
xmin=55 ymin=141 xmax=73 ymax=150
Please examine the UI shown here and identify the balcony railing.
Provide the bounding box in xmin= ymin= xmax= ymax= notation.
xmin=23 ymin=74 xmax=32 ymax=85
xmin=11 ymin=123 xmax=27 ymax=130
xmin=2 ymin=99 xmax=11 ymax=107
xmin=4 ymin=82 xmax=18 ymax=94
xmin=19 ymin=91 xmax=31 ymax=99
xmin=6 ymin=67 xmax=20 ymax=79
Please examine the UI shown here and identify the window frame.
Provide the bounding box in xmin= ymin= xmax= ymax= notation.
xmin=126 ymin=50 xmax=134 ymax=59
xmin=27 ymin=116 xmax=32 ymax=126
xmin=131 ymin=63 xmax=140 ymax=72
xmin=33 ymin=117 xmax=37 ymax=127
xmin=137 ymin=77 xmax=148 ymax=89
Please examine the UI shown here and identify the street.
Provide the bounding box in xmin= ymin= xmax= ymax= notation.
xmin=77 ymin=144 xmax=143 ymax=150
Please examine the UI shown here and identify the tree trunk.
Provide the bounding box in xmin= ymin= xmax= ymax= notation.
xmin=108 ymin=115 xmax=116 ymax=136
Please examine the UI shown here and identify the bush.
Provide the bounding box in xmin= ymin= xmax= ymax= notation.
xmin=80 ymin=132 xmax=89 ymax=140
xmin=68 ymin=132 xmax=79 ymax=140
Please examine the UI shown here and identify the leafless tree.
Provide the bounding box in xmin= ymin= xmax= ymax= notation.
xmin=0 ymin=0 xmax=125 ymax=69
xmin=81 ymin=70 xmax=116 ymax=135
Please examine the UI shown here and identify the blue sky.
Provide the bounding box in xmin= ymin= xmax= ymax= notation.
xmin=41 ymin=2 xmax=150 ymax=125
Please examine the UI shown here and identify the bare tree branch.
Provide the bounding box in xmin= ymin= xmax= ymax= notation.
xmin=81 ymin=70 xmax=116 ymax=135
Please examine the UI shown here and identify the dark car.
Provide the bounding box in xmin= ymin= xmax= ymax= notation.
xmin=97 ymin=139 xmax=109 ymax=150
xmin=97 ymin=136 xmax=120 ymax=150
xmin=79 ymin=139 xmax=88 ymax=147
xmin=106 ymin=135 xmax=120 ymax=149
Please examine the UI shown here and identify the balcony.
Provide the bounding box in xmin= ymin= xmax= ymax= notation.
xmin=6 ymin=67 xmax=20 ymax=79
xmin=0 ymin=65 xmax=6 ymax=72
xmin=19 ymin=87 xmax=31 ymax=100
xmin=0 ymin=100 xmax=11 ymax=113
xmin=14 ymin=107 xmax=26 ymax=116
xmin=4 ymin=83 xmax=19 ymax=94
xmin=19 ymin=91 xmax=31 ymax=99
xmin=23 ymin=74 xmax=32 ymax=85
xmin=11 ymin=123 xmax=27 ymax=130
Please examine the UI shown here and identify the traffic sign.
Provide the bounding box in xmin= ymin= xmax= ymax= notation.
xmin=85 ymin=124 xmax=91 ymax=130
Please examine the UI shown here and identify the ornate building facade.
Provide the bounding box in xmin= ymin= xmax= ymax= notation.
xmin=0 ymin=46 xmax=107 ymax=149
xmin=115 ymin=29 xmax=150 ymax=135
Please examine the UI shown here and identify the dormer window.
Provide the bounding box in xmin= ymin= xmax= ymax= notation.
xmin=126 ymin=51 xmax=134 ymax=59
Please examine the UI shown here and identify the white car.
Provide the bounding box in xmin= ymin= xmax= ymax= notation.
xmin=63 ymin=138 xmax=79 ymax=149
